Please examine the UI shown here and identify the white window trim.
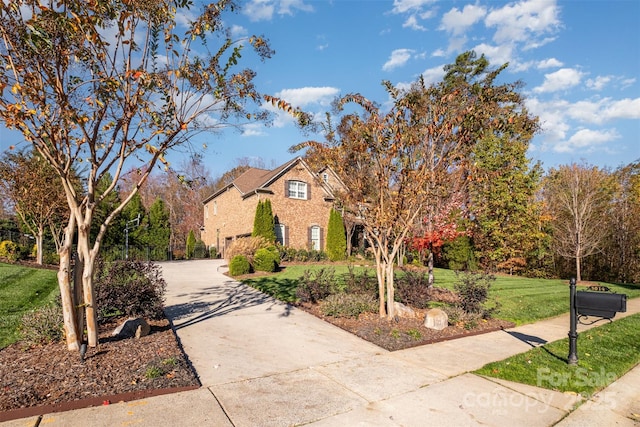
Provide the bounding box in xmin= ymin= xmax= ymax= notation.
xmin=310 ymin=225 xmax=321 ymax=251
xmin=288 ymin=180 xmax=307 ymax=200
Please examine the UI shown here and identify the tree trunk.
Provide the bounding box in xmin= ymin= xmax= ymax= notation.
xmin=373 ymin=246 xmax=386 ymax=317
xmin=58 ymin=216 xmax=80 ymax=351
xmin=73 ymin=253 xmax=85 ymax=345
xmin=385 ymin=262 xmax=395 ymax=319
xmin=36 ymin=225 xmax=44 ymax=265
xmin=77 ymin=226 xmax=99 ymax=347
xmin=427 ymin=251 xmax=434 ymax=289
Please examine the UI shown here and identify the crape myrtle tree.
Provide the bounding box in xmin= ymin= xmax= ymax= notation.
xmin=285 ymin=51 xmax=536 ymax=319
xmin=295 ymin=82 xmax=474 ymax=319
xmin=0 ymin=149 xmax=71 ymax=263
xmin=0 ymin=0 xmax=273 ymax=350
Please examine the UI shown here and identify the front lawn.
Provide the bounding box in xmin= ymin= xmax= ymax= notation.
xmin=475 ymin=313 xmax=640 ymax=398
xmin=0 ymin=262 xmax=59 ymax=348
xmin=242 ymin=264 xmax=640 ymax=325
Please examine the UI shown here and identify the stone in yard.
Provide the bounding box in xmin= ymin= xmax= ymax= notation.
xmin=424 ymin=308 xmax=448 ymax=330
xmin=112 ymin=317 xmax=151 ymax=339
xmin=393 ymin=301 xmax=416 ymax=318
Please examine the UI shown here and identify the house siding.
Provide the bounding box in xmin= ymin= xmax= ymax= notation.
xmin=201 ymin=159 xmax=337 ymax=257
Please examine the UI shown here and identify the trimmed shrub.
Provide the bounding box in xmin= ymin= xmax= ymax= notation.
xmin=229 ymin=255 xmax=251 ymax=276
xmin=453 ymin=271 xmax=497 ymax=318
xmin=395 ymin=268 xmax=432 ymax=309
xmin=20 ymin=300 xmax=64 ymax=345
xmin=253 ymin=247 xmax=279 ymax=272
xmin=209 ymin=246 xmax=218 ymax=259
xmin=320 ymin=293 xmax=378 ymax=318
xmin=193 ymin=240 xmax=208 ymax=258
xmin=0 ymin=240 xmax=19 ymax=262
xmin=296 ymin=268 xmax=335 ymax=303
xmin=94 ymin=259 xmax=166 ymax=322
xmin=295 ymin=249 xmax=309 ymax=262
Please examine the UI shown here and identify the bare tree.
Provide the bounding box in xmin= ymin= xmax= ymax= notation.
xmin=544 ymin=163 xmax=613 ymax=282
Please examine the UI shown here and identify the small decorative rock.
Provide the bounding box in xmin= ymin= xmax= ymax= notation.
xmin=112 ymin=317 xmax=151 ymax=339
xmin=393 ymin=301 xmax=416 ymax=318
xmin=424 ymin=308 xmax=448 ymax=330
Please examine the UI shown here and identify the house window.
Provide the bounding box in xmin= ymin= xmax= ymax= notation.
xmin=288 ymin=180 xmax=307 ymax=200
xmin=322 ymin=172 xmax=329 ymax=183
xmin=310 ymin=225 xmax=320 ymax=251
xmin=275 ymin=223 xmax=286 ymax=246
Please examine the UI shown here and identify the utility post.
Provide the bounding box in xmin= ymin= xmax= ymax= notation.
xmin=125 ymin=214 xmax=141 ymax=260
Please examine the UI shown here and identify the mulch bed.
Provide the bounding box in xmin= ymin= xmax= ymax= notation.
xmin=0 ymin=318 xmax=200 ymax=422
xmin=299 ymin=303 xmax=515 ymax=352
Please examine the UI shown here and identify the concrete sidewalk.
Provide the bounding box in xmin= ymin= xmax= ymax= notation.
xmin=3 ymin=259 xmax=639 ymax=426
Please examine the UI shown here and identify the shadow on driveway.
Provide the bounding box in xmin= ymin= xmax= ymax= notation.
xmin=164 ymin=281 xmax=291 ymax=330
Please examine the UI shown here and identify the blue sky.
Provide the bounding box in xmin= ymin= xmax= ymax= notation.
xmin=1 ymin=0 xmax=638 ymax=178
xmin=203 ymin=0 xmax=640 ymax=176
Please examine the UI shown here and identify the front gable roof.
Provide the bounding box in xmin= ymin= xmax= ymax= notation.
xmin=203 ymin=157 xmax=339 ymax=204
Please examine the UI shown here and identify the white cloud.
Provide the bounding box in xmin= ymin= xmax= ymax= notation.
xmin=586 ymin=75 xmax=612 ymax=91
xmin=554 ymin=128 xmax=620 ymax=153
xmin=275 ymin=87 xmax=340 ymax=108
xmin=537 ymin=58 xmax=563 ymax=69
xmin=472 ymin=43 xmax=514 ymax=68
xmin=403 ymin=14 xmax=426 ymax=31
xmin=230 ymin=25 xmax=248 ymax=39
xmin=391 ymin=0 xmax=435 ymax=14
xmin=244 ymin=0 xmax=275 ymax=22
xmin=241 ymin=123 xmax=267 ymax=137
xmin=278 ymin=0 xmax=313 ymax=15
xmin=534 ymin=68 xmax=584 ymax=93
xmin=421 ymin=64 xmax=445 ymax=86
xmin=485 ymin=0 xmax=561 ymax=45
xmin=440 ymin=4 xmax=486 ymax=36
xmin=383 ymin=49 xmax=415 ymax=71
xmin=601 ymin=98 xmax=640 ymax=121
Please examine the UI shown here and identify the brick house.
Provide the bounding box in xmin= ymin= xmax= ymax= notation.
xmin=201 ymin=157 xmax=344 ymax=257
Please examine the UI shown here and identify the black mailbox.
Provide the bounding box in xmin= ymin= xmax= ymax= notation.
xmin=575 ymin=290 xmax=627 ymax=319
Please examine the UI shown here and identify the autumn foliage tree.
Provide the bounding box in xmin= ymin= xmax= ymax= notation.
xmin=294 ymin=78 xmax=475 ymax=317
xmin=0 ymin=149 xmax=70 ymax=263
xmin=289 ymin=51 xmax=537 ymax=318
xmin=0 ymin=0 xmax=273 ymax=350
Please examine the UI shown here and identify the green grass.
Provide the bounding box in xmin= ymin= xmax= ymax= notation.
xmin=243 ymin=264 xmax=373 ymax=303
xmin=241 ymin=264 xmax=640 ymax=325
xmin=475 ymin=313 xmax=640 ymax=398
xmin=0 ymin=262 xmax=59 ymax=348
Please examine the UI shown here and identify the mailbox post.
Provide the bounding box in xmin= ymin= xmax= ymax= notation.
xmin=567 ymin=277 xmax=627 ymax=365
xmin=568 ymin=278 xmax=578 ymax=365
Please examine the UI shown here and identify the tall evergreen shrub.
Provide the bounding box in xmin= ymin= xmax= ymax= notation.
xmin=326 ymin=208 xmax=347 ymax=261
xmin=252 ymin=199 xmax=276 ymax=242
